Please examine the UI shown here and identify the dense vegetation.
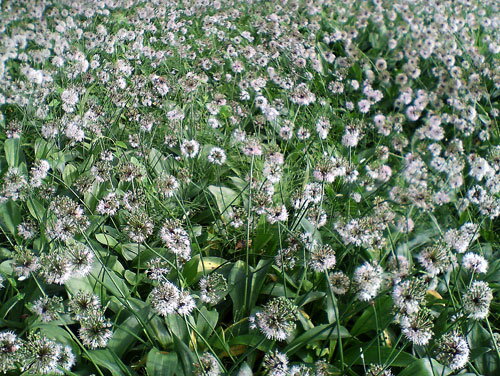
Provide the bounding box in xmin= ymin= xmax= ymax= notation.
xmin=0 ymin=0 xmax=499 ymax=375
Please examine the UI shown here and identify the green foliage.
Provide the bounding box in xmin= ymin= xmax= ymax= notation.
xmin=0 ymin=0 xmax=498 ymax=375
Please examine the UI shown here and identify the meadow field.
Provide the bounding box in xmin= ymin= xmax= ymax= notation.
xmin=0 ymin=0 xmax=499 ymax=375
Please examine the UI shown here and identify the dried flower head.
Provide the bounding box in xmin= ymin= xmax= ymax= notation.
xmin=309 ymin=244 xmax=336 ymax=272
xmin=328 ymin=271 xmax=351 ymax=295
xmin=252 ymin=297 xmax=298 ymax=341
xmin=199 ymin=273 xmax=228 ymax=305
xmin=353 ymin=261 xmax=384 ymax=301
xmin=159 ymin=220 xmax=191 ymax=260
xmin=0 ymin=331 xmax=23 ymax=373
xmin=400 ymin=308 xmax=434 ymax=346
xmin=435 ymin=331 xmax=470 ymax=370
xmin=463 ymin=281 xmax=493 ymax=320
xmin=79 ymin=314 xmax=113 ymax=349
xmin=263 ymin=351 xmax=289 ymax=376
xmin=194 ymin=352 xmax=221 ymax=376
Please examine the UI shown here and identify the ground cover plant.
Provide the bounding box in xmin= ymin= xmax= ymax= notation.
xmin=0 ymin=0 xmax=499 ymax=375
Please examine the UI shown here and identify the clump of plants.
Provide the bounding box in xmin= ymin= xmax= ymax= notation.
xmin=0 ymin=0 xmax=498 ymax=375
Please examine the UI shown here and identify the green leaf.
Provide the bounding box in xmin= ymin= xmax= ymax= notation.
xmin=0 ymin=200 xmax=21 ymax=235
xmin=182 ymin=257 xmax=200 ymax=286
xmin=48 ymin=98 xmax=60 ymax=107
xmin=299 ymin=218 xmax=322 ymax=245
xmin=27 ymin=197 xmax=46 ymax=222
xmin=36 ymin=324 xmax=76 ymax=350
xmin=120 ymin=243 xmax=146 ymax=261
xmin=470 ymin=346 xmax=491 ymax=361
xmin=229 ymin=334 xmax=273 ymax=352
xmin=65 ymin=275 xmax=94 ymax=296
xmin=344 ymin=345 xmax=417 ymax=367
xmin=228 ymin=176 xmax=247 ymax=191
xmin=284 ymin=324 xmax=350 ymax=355
xmin=236 ymin=362 xmax=253 ymax=376
xmin=149 ymin=315 xmax=173 ymax=348
xmin=34 ymin=138 xmax=55 ymax=159
xmin=468 ymin=321 xmax=500 ymax=374
xmin=147 ymin=148 xmax=168 ymax=175
xmin=89 ymin=267 xmax=130 ymax=299
xmin=95 ymin=233 xmax=118 ymax=248
xmin=398 ymin=359 xmax=450 ymax=376
xmin=229 ymin=260 xmax=248 ymax=318
xmin=183 ymin=255 xmax=227 ymax=285
xmin=115 ymin=141 xmax=128 ymax=149
xmin=218 ymin=105 xmax=232 ymax=119
xmin=369 ymin=32 xmax=379 ymax=49
xmin=62 ymin=163 xmax=79 ymax=186
xmin=147 ymin=348 xmax=177 ymax=376
xmin=297 ymin=291 xmax=326 ymax=307
xmin=85 ymin=349 xmax=136 ymax=376
xmin=4 ymin=138 xmax=20 ymax=167
xmin=196 ymin=306 xmax=218 ymax=339
xmin=351 ymin=296 xmax=393 ymax=336
xmin=249 ymin=259 xmax=271 ymax=309
xmin=208 ymin=185 xmax=240 ymax=214
xmin=173 ymin=334 xmax=196 ymax=376
xmin=165 ymin=314 xmax=189 ymax=342
xmin=107 ymin=315 xmax=143 ymax=356
xmin=0 ymin=294 xmax=24 ymax=319
xmin=252 ymin=219 xmax=278 ymax=253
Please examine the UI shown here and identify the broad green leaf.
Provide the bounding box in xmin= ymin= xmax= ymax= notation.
xmin=208 ymin=185 xmax=240 ymax=214
xmin=89 ymin=268 xmax=130 ymax=299
xmin=173 ymin=334 xmax=196 ymax=376
xmin=4 ymin=138 xmax=20 ymax=167
xmin=229 ymin=334 xmax=273 ymax=352
xmin=470 ymin=346 xmax=491 ymax=361
xmin=296 ymin=291 xmax=326 ymax=307
xmin=95 ymin=233 xmax=118 ymax=248
xmin=284 ymin=324 xmax=350 ymax=355
xmin=249 ymin=259 xmax=271 ymax=309
xmin=107 ymin=315 xmax=143 ymax=356
xmin=65 ymin=275 xmax=94 ymax=296
xmin=120 ymin=243 xmax=146 ymax=261
xmin=228 ymin=176 xmax=248 ymax=192
xmin=0 ymin=200 xmax=21 ymax=235
xmin=325 ymin=291 xmax=338 ymax=324
xmin=147 ymin=148 xmax=168 ymax=175
xmin=147 ymin=348 xmax=177 ymax=376
xmin=150 ymin=315 xmax=173 ymax=348
xmin=27 ymin=197 xmax=46 ymax=222
xmin=260 ymin=283 xmax=296 ymax=298
xmin=62 ymin=163 xmax=78 ymax=185
xmin=252 ymin=219 xmax=278 ymax=253
xmin=299 ymin=218 xmax=322 ymax=245
xmin=369 ymin=32 xmax=379 ymax=49
xmin=34 ymin=138 xmax=53 ymax=159
xmin=182 ymin=256 xmax=200 ymax=286
xmin=85 ymin=349 xmax=135 ymax=376
xmin=236 ymin=362 xmax=253 ymax=376
xmin=468 ymin=321 xmax=500 ymax=374
xmin=196 ymin=306 xmax=219 ymax=339
xmin=344 ymin=345 xmax=417 ymax=367
xmin=197 ymin=257 xmax=227 ymax=274
xmin=229 ymin=260 xmax=248 ymax=318
xmin=183 ymin=255 xmax=228 ymax=286
xmin=165 ymin=314 xmax=189 ymax=342
xmin=398 ymin=359 xmax=450 ymax=376
xmin=351 ymin=296 xmax=394 ymax=336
